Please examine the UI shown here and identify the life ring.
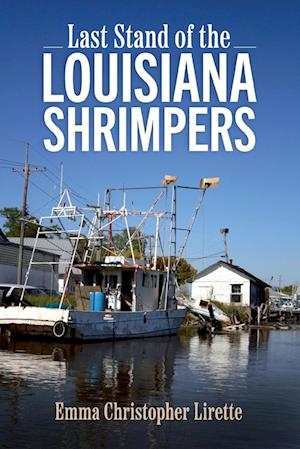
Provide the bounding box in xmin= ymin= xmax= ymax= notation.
xmin=52 ymin=321 xmax=67 ymax=338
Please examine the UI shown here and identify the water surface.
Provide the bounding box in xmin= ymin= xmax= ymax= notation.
xmin=0 ymin=330 xmax=299 ymax=449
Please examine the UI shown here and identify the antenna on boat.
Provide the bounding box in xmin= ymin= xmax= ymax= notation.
xmin=153 ymin=212 xmax=164 ymax=270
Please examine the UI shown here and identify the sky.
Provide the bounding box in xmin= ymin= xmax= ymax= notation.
xmin=0 ymin=0 xmax=299 ymax=285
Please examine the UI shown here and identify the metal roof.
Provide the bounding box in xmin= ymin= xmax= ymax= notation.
xmin=2 ymin=237 xmax=59 ymax=259
xmin=8 ymin=238 xmax=78 ymax=275
xmin=8 ymin=237 xmax=72 ymax=257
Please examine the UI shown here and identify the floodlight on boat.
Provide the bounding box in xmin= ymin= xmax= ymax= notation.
xmin=162 ymin=175 xmax=177 ymax=186
xmin=200 ymin=177 xmax=220 ymax=189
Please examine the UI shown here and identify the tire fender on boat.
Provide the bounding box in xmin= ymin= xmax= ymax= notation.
xmin=52 ymin=320 xmax=67 ymax=338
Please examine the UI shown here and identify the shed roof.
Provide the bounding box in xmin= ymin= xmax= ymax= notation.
xmin=8 ymin=237 xmax=79 ymax=274
xmin=0 ymin=229 xmax=9 ymax=243
xmin=1 ymin=237 xmax=59 ymax=259
xmin=8 ymin=237 xmax=70 ymax=257
xmin=189 ymin=260 xmax=270 ymax=287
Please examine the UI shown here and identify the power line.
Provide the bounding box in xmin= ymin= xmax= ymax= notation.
xmin=14 ymin=170 xmax=54 ymax=201
xmin=0 ymin=159 xmax=24 ymax=167
xmin=30 ymin=194 xmax=61 ymax=215
xmin=2 ymin=138 xmax=98 ymax=214
xmin=29 ymin=143 xmax=94 ymax=201
xmin=44 ymin=171 xmax=91 ymax=204
xmin=185 ymin=251 xmax=224 ymax=260
xmin=29 ymin=177 xmax=58 ymax=199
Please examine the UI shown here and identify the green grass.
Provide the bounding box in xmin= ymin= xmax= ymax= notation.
xmin=180 ymin=311 xmax=204 ymax=333
xmin=212 ymin=300 xmax=250 ymax=323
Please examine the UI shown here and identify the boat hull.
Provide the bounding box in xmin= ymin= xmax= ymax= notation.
xmin=0 ymin=307 xmax=186 ymax=341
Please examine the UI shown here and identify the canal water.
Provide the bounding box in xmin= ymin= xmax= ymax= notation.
xmin=0 ymin=329 xmax=299 ymax=449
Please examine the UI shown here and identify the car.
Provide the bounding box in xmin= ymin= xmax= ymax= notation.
xmin=0 ymin=284 xmax=47 ymax=307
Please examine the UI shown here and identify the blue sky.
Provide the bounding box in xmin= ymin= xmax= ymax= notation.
xmin=0 ymin=0 xmax=299 ymax=285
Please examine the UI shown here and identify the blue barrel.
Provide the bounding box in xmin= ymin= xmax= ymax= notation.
xmin=89 ymin=292 xmax=95 ymax=311
xmin=94 ymin=292 xmax=106 ymax=311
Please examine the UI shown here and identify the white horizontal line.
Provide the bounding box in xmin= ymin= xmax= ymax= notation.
xmin=233 ymin=46 xmax=257 ymax=49
xmin=43 ymin=46 xmax=64 ymax=49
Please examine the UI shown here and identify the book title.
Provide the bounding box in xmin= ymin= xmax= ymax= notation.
xmin=43 ymin=24 xmax=257 ymax=153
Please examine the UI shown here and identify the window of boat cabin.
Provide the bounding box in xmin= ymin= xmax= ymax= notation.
xmin=142 ymin=273 xmax=158 ymax=288
xmin=105 ymin=274 xmax=118 ymax=289
xmin=231 ymin=284 xmax=242 ymax=303
xmin=151 ymin=274 xmax=157 ymax=288
xmin=142 ymin=273 xmax=149 ymax=287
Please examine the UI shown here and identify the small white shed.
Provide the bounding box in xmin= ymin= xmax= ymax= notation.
xmin=189 ymin=261 xmax=269 ymax=307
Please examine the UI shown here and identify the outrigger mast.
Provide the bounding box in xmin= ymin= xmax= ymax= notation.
xmin=20 ymin=176 xmax=219 ymax=311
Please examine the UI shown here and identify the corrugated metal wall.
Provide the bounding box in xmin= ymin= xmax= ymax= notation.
xmin=0 ymin=242 xmax=59 ymax=273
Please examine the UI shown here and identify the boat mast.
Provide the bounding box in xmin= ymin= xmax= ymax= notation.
xmin=163 ymin=176 xmax=177 ymax=310
xmin=153 ymin=212 xmax=164 ymax=270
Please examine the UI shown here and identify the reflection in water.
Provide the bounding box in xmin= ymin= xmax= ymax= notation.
xmin=0 ymin=330 xmax=300 ymax=449
xmin=188 ymin=332 xmax=249 ymax=385
xmin=71 ymin=339 xmax=176 ymax=405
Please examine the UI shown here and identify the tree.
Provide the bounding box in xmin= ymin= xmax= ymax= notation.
xmin=0 ymin=207 xmax=38 ymax=237
xmin=281 ymin=285 xmax=293 ymax=295
xmin=156 ymin=256 xmax=197 ymax=286
xmin=176 ymin=258 xmax=197 ymax=286
xmin=112 ymin=228 xmax=145 ymax=259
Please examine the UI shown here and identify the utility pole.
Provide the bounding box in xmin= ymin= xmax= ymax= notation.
xmin=278 ymin=275 xmax=282 ymax=292
xmin=220 ymin=228 xmax=229 ymax=263
xmin=13 ymin=143 xmax=46 ymax=284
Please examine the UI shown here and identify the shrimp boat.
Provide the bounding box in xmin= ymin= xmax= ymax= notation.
xmin=0 ymin=176 xmax=219 ymax=341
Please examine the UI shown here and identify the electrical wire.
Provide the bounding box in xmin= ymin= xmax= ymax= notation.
xmin=185 ymin=251 xmax=224 ymax=260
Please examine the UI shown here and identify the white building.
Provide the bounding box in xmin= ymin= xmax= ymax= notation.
xmin=189 ymin=260 xmax=269 ymax=307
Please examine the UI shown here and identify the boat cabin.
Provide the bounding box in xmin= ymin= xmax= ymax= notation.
xmin=76 ymin=257 xmax=170 ymax=312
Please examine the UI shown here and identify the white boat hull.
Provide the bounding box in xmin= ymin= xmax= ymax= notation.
xmin=0 ymin=307 xmax=186 ymax=341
